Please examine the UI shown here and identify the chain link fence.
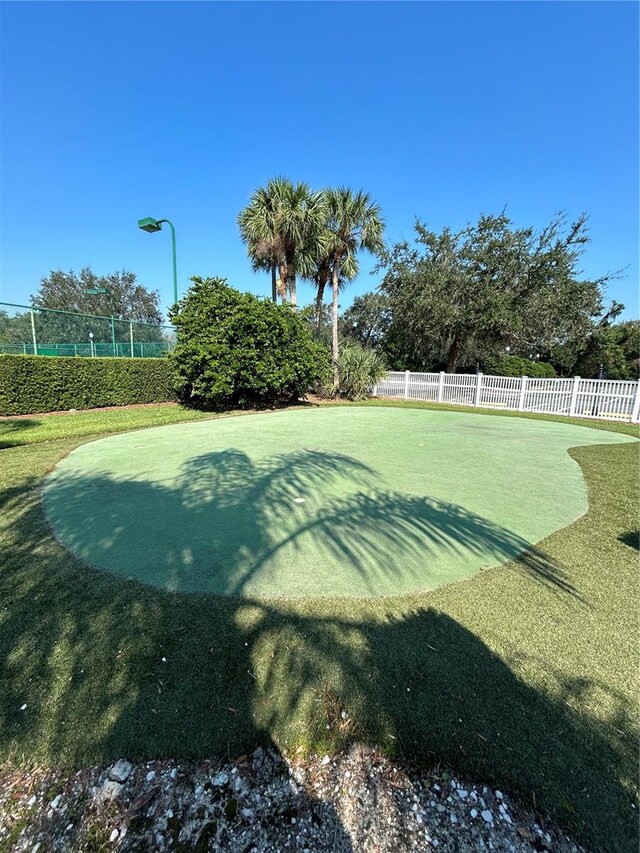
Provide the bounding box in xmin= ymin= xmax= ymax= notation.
xmin=0 ymin=302 xmax=175 ymax=358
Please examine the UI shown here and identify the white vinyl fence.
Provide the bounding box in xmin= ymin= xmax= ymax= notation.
xmin=373 ymin=371 xmax=640 ymax=424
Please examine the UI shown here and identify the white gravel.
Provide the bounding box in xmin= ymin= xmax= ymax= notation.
xmin=1 ymin=746 xmax=587 ymax=852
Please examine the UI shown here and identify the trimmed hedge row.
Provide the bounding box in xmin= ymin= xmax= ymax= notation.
xmin=485 ymin=354 xmax=556 ymax=378
xmin=0 ymin=354 xmax=177 ymax=415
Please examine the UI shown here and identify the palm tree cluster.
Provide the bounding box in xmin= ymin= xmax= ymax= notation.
xmin=238 ymin=177 xmax=384 ymax=380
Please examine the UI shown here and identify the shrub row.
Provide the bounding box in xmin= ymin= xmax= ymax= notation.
xmin=485 ymin=355 xmax=556 ymax=378
xmin=0 ymin=354 xmax=177 ymax=415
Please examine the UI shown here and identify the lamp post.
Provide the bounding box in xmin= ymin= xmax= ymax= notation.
xmin=86 ymin=287 xmax=116 ymax=355
xmin=138 ymin=217 xmax=178 ymax=306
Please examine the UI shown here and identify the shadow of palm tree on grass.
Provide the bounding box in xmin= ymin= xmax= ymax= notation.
xmin=0 ymin=417 xmax=41 ymax=448
xmin=1 ymin=445 xmax=636 ymax=851
xmin=618 ymin=530 xmax=639 ymax=551
xmin=43 ymin=447 xmax=582 ymax=599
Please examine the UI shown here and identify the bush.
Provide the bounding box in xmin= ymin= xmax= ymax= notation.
xmin=169 ymin=277 xmax=330 ymax=408
xmin=0 ymin=355 xmax=176 ymax=416
xmin=323 ymin=342 xmax=388 ymax=400
xmin=485 ymin=355 xmax=556 ymax=379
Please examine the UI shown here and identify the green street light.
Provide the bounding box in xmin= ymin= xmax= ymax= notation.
xmin=138 ymin=216 xmax=178 ymax=306
xmin=86 ymin=286 xmax=116 ymax=355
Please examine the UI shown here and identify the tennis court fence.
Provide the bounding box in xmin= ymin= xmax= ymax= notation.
xmin=0 ymin=302 xmax=175 ymax=358
xmin=373 ymin=371 xmax=640 ymax=424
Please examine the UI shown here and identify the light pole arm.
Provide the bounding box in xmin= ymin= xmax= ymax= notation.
xmin=158 ymin=219 xmax=178 ymax=306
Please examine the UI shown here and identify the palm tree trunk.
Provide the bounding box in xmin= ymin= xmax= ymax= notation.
xmin=331 ymin=263 xmax=341 ymax=385
xmin=315 ymin=281 xmax=326 ymax=335
xmin=287 ymin=272 xmax=297 ymax=307
xmin=278 ymin=262 xmax=288 ymax=304
xmin=271 ymin=265 xmax=277 ymax=303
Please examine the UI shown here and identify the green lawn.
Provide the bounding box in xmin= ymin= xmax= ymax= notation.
xmin=0 ymin=403 xmax=234 ymax=447
xmin=0 ymin=401 xmax=638 ymax=851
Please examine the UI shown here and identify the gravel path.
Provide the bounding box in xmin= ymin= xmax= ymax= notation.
xmin=1 ymin=747 xmax=586 ymax=852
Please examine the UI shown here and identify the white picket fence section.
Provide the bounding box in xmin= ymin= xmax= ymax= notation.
xmin=373 ymin=371 xmax=640 ymax=423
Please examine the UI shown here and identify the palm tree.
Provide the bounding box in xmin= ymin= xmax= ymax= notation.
xmin=323 ymin=188 xmax=384 ymax=382
xmin=307 ymin=248 xmax=351 ymax=338
xmin=238 ymin=178 xmax=326 ymax=306
xmin=305 ymin=250 xmax=332 ymax=336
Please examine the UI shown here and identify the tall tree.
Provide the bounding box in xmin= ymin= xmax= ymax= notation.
xmin=553 ymin=313 xmax=638 ymax=379
xmin=237 ymin=177 xmax=326 ymax=306
xmin=322 ymin=189 xmax=384 ymax=381
xmin=378 ymin=213 xmax=611 ymax=372
xmin=32 ymin=268 xmax=163 ymax=323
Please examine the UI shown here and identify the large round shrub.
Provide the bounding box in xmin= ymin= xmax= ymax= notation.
xmin=169 ymin=277 xmax=330 ymax=408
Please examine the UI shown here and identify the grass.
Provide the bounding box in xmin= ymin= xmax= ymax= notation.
xmin=1 ymin=396 xmax=637 ymax=447
xmin=0 ymin=403 xmax=229 ymax=447
xmin=351 ymin=396 xmax=640 ymax=437
xmin=0 ymin=400 xmax=638 ymax=851
xmin=40 ymin=407 xmax=635 ymax=598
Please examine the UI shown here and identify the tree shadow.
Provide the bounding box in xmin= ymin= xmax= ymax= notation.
xmin=0 ymin=458 xmax=636 ymax=850
xmin=0 ymin=417 xmax=41 ymax=448
xmin=618 ymin=530 xmax=639 ymax=551
xmin=42 ymin=447 xmax=583 ymax=600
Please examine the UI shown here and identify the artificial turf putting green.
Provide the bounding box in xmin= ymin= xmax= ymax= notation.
xmin=42 ymin=407 xmax=635 ymax=597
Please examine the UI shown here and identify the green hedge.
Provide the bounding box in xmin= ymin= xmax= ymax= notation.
xmin=0 ymin=355 xmax=177 ymax=415
xmin=485 ymin=355 xmax=556 ymax=378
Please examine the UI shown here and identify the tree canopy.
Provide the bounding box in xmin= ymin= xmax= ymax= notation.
xmin=32 ymin=268 xmax=163 ymax=324
xmin=237 ymin=178 xmax=326 ymax=307
xmin=377 ymin=212 xmax=618 ymax=373
xmin=340 ymin=292 xmax=392 ymax=349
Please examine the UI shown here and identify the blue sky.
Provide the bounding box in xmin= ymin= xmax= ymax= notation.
xmin=1 ymin=1 xmax=638 ymax=322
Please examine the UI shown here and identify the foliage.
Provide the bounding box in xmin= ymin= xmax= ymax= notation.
xmin=0 ymin=355 xmax=176 ymax=415
xmin=169 ymin=277 xmax=330 ymax=408
xmin=485 ymin=355 xmax=556 ymax=378
xmin=0 ymin=306 xmax=170 ymax=351
xmin=237 ymin=178 xmax=326 ymax=306
xmin=554 ymin=319 xmax=640 ymax=379
xmin=323 ymin=342 xmax=387 ymax=400
xmin=0 ymin=309 xmax=31 ymax=345
xmin=320 ymin=189 xmax=385 ymax=380
xmin=299 ymin=302 xmax=332 ymax=347
xmin=32 ymin=268 xmax=164 ymax=323
xmin=340 ymin=291 xmax=391 ymax=348
xmin=378 ymin=212 xmax=616 ymax=373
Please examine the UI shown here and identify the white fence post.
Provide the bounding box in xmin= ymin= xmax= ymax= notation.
xmin=518 ymin=375 xmax=527 ymax=411
xmin=404 ymin=370 xmax=410 ymax=399
xmin=631 ymin=381 xmax=640 ymax=424
xmin=29 ymin=308 xmax=38 ymax=355
xmin=474 ymin=373 xmax=483 ymax=407
xmin=438 ymin=371 xmax=445 ymax=403
xmin=129 ymin=320 xmax=134 ymax=358
xmin=569 ymin=376 xmax=580 ymax=417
